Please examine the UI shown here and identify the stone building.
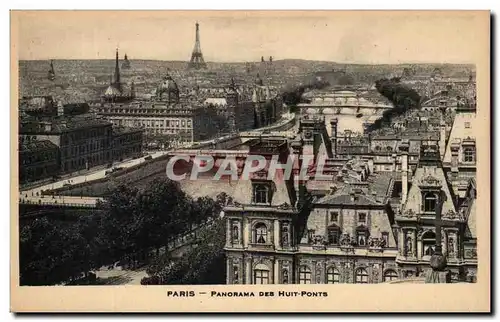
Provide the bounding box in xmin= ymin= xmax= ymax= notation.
xmin=297 ymin=167 xmax=399 ymax=284
xmin=442 ymin=104 xmax=477 ymax=199
xmin=19 ymin=115 xmax=114 ymax=174
xmin=19 ymin=139 xmax=60 ymax=184
xmin=111 ymin=126 xmax=144 ymax=162
xmin=223 ymin=139 xmax=300 ymax=285
xmin=395 ymin=142 xmax=476 ymax=282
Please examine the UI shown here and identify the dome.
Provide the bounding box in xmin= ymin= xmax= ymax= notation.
xmin=157 ymin=75 xmax=179 ymax=93
xmin=156 ymin=75 xmax=180 ymax=103
xmin=103 ymin=85 xmax=122 ymax=97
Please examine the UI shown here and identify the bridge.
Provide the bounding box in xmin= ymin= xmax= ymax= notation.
xmin=298 ymin=102 xmax=392 ymax=116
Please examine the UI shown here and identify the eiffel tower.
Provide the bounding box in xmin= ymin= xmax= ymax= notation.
xmin=188 ymin=22 xmax=207 ymax=70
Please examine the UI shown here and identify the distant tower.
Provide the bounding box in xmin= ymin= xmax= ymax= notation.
xmin=114 ymin=48 xmax=122 ymax=92
xmin=269 ymin=56 xmax=273 ymax=63
xmin=130 ymin=81 xmax=136 ymax=98
xmin=122 ymin=53 xmax=131 ymax=69
xmin=188 ymin=22 xmax=207 ymax=70
xmin=261 ymin=56 xmax=265 ymax=63
xmin=47 ymin=60 xmax=56 ymax=81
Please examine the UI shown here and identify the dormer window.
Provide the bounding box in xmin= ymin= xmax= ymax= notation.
xmin=423 ymin=192 xmax=437 ymax=212
xmin=327 ymin=225 xmax=341 ymax=245
xmin=358 ymin=213 xmax=367 ymax=225
xmin=463 ymin=146 xmax=476 ymax=163
xmin=330 ymin=211 xmax=339 ymax=223
xmin=253 ymin=183 xmax=270 ymax=204
xmin=356 ymin=226 xmax=369 ymax=246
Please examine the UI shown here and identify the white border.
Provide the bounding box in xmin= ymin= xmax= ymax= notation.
xmin=2 ymin=1 xmax=498 ymax=321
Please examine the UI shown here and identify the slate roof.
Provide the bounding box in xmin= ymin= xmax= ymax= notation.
xmin=19 ymin=139 xmax=58 ymax=153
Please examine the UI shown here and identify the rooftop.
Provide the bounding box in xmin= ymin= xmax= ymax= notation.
xmin=20 ymin=115 xmax=112 ymax=135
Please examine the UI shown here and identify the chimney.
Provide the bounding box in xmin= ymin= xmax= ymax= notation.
xmin=57 ymin=101 xmax=64 ymax=117
xmin=450 ymin=140 xmax=461 ymax=172
xmin=330 ymin=118 xmax=338 ymax=155
xmin=398 ymin=139 xmax=410 ymax=205
xmin=392 ymin=153 xmax=397 ymax=171
xmin=439 ymin=118 xmax=447 ymax=159
xmin=42 ymin=121 xmax=52 ymax=132
xmin=290 ymin=139 xmax=304 ymax=205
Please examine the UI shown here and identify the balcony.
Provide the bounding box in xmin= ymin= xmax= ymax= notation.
xmin=248 ymin=243 xmax=275 ymax=251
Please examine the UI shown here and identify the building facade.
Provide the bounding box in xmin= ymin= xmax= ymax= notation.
xmin=19 ymin=115 xmax=114 ymax=174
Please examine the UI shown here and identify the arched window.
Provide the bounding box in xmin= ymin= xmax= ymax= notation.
xmin=423 ymin=192 xmax=437 ymax=212
xmin=356 ymin=226 xmax=369 ymax=246
xmin=463 ymin=147 xmax=476 ymax=163
xmin=422 ymin=231 xmax=436 ymax=256
xmin=254 ymin=263 xmax=269 ymax=284
xmin=231 ymin=223 xmax=239 ymax=243
xmin=355 ymin=268 xmax=369 ymax=284
xmin=282 ymin=269 xmax=289 ymax=284
xmin=254 ymin=223 xmax=268 ymax=244
xmin=254 ymin=184 xmax=269 ymax=204
xmin=327 ymin=267 xmax=340 ymax=284
xmin=299 ymin=265 xmax=312 ymax=284
xmin=383 ymin=269 xmax=398 ymax=282
xmin=327 ymin=225 xmax=341 ymax=245
xmin=281 ymin=224 xmax=289 ymax=246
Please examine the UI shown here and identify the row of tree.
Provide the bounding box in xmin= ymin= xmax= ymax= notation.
xmin=141 ymin=218 xmax=227 ymax=285
xmin=365 ymin=77 xmax=422 ymax=132
xmin=19 ymin=179 xmax=229 ymax=286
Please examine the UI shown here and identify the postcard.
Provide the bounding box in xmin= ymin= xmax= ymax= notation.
xmin=10 ymin=10 xmax=490 ymax=313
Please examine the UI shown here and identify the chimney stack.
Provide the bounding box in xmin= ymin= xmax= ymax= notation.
xmin=398 ymin=139 xmax=410 ymax=205
xmin=330 ymin=118 xmax=338 ymax=155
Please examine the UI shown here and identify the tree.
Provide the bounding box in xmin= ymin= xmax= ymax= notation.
xmin=142 ymin=219 xmax=226 ymax=285
xmin=19 ymin=217 xmax=94 ymax=285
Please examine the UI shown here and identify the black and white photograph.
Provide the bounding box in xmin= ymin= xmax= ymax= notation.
xmin=10 ymin=10 xmax=490 ymax=312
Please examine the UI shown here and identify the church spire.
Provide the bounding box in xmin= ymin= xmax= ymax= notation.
xmin=114 ymin=48 xmax=121 ymax=91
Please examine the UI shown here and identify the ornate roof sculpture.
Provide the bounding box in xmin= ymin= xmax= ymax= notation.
xmin=155 ymin=74 xmax=180 ymax=103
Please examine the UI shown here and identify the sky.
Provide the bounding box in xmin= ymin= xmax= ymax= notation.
xmin=13 ymin=11 xmax=487 ymax=64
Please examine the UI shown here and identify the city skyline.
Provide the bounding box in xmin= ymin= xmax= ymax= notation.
xmin=15 ymin=11 xmax=484 ymax=64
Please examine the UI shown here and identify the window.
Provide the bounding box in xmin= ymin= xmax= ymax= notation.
xmin=330 ymin=211 xmax=339 ymax=223
xmin=253 ymin=184 xmax=269 ymax=204
xmin=231 ymin=222 xmax=239 ymax=243
xmin=422 ymin=231 xmax=436 ymax=256
xmin=281 ymin=225 xmax=289 ymax=246
xmin=355 ymin=268 xmax=369 ymax=284
xmin=381 ymin=232 xmax=389 ymax=247
xmin=254 ymin=223 xmax=268 ymax=244
xmin=299 ymin=265 xmax=312 ymax=284
xmin=463 ymin=147 xmax=476 ymax=163
xmin=327 ymin=267 xmax=340 ymax=284
xmin=464 ymin=122 xmax=471 ymax=128
xmin=358 ymin=213 xmax=367 ymax=225
xmin=357 ymin=230 xmax=367 ymax=246
xmin=383 ymin=270 xmax=398 ymax=282
xmin=233 ymin=266 xmax=239 ymax=284
xmin=254 ymin=269 xmax=269 ymax=285
xmin=423 ymin=193 xmax=437 ymax=212
xmin=327 ymin=225 xmax=340 ymax=245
